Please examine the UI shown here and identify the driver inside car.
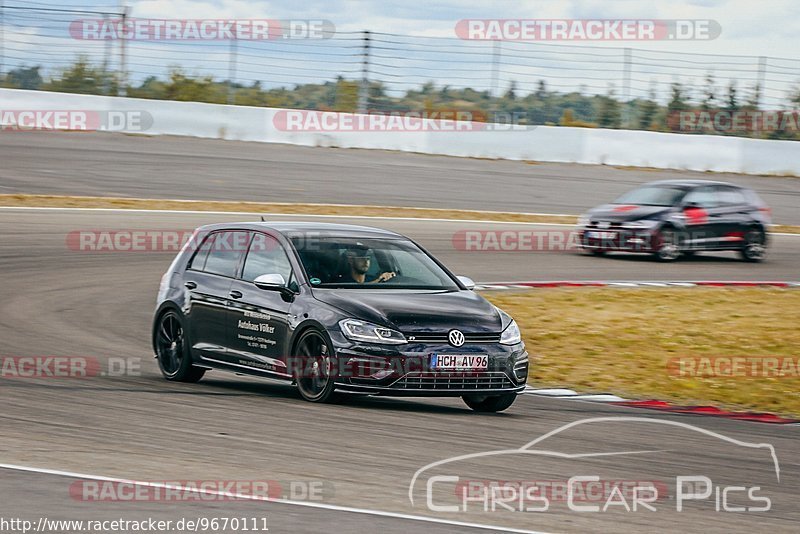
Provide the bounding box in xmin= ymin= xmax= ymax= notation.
xmin=339 ymin=245 xmax=396 ymax=283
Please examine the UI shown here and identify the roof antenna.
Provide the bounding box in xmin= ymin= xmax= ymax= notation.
xmin=260 ymin=215 xmax=265 ymax=222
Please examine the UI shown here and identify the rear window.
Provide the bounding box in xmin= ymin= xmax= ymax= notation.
xmin=716 ymin=186 xmax=747 ymax=205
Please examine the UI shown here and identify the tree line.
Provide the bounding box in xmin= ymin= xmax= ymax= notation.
xmin=2 ymin=58 xmax=799 ymax=140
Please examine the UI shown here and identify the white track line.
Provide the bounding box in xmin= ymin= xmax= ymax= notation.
xmin=0 ymin=463 xmax=548 ymax=534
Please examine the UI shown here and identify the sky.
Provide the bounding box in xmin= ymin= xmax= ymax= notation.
xmin=3 ymin=0 xmax=799 ymax=106
xmin=80 ymin=0 xmax=800 ymax=58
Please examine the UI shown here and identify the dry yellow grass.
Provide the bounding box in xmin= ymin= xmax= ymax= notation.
xmin=0 ymin=194 xmax=576 ymax=224
xmin=485 ymin=288 xmax=800 ymax=416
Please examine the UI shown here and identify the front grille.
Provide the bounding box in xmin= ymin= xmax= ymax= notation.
xmin=392 ymin=372 xmax=514 ymax=390
xmin=404 ymin=332 xmax=501 ymax=344
xmin=587 ymin=221 xmax=624 ymax=230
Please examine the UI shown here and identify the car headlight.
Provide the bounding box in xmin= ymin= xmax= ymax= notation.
xmin=500 ymin=319 xmax=522 ymax=345
xmin=577 ymin=214 xmax=590 ymax=227
xmin=621 ymin=219 xmax=659 ymax=230
xmin=339 ymin=319 xmax=407 ymax=345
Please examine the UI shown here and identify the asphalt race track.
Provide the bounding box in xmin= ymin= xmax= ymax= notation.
xmin=1 ymin=132 xmax=800 ymax=224
xmin=1 ymin=133 xmax=799 ymax=533
xmin=0 ymin=209 xmax=798 ymax=533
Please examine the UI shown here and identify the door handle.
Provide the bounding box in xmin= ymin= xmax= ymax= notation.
xmin=184 ymin=281 xmax=197 ymax=290
xmin=229 ymin=290 xmax=243 ymax=299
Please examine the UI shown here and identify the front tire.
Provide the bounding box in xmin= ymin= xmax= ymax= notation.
xmin=654 ymin=228 xmax=681 ymax=262
xmin=293 ymin=329 xmax=337 ymax=403
xmin=462 ymin=393 xmax=518 ymax=413
xmin=155 ymin=310 xmax=205 ymax=382
xmin=740 ymin=228 xmax=767 ymax=262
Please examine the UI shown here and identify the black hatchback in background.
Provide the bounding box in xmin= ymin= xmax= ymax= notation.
xmin=152 ymin=222 xmax=528 ymax=412
xmin=577 ymin=180 xmax=771 ymax=262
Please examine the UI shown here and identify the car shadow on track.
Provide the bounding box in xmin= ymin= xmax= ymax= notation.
xmin=197 ymin=376 xmax=512 ymax=415
xmin=580 ymin=251 xmax=747 ymax=263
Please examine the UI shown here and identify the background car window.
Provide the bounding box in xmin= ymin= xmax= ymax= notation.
xmin=682 ymin=187 xmax=719 ymax=208
xmin=203 ymin=231 xmax=249 ymax=278
xmin=187 ymin=233 xmax=215 ymax=271
xmin=242 ymin=233 xmax=293 ymax=282
xmin=613 ymin=186 xmax=684 ymax=206
xmin=716 ymin=186 xmax=747 ymax=205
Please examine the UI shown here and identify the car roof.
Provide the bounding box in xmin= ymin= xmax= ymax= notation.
xmin=646 ymin=179 xmax=743 ymax=189
xmin=193 ymin=221 xmax=406 ymax=239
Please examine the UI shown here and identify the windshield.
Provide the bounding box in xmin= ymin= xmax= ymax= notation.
xmin=290 ymin=236 xmax=460 ymax=290
xmin=612 ymin=186 xmax=685 ymax=207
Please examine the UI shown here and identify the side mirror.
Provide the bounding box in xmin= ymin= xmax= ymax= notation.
xmin=457 ymin=275 xmax=476 ymax=290
xmin=253 ymin=273 xmax=287 ymax=291
xmin=254 ymin=273 xmax=297 ymax=301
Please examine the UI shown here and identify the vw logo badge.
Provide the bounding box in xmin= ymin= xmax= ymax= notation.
xmin=448 ymin=329 xmax=465 ymax=347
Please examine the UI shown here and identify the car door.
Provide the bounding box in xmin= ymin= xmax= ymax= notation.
xmin=226 ymin=232 xmax=295 ymax=376
xmin=713 ymin=185 xmax=753 ymax=245
xmin=183 ymin=230 xmax=248 ymax=363
xmin=680 ymin=186 xmax=723 ymax=249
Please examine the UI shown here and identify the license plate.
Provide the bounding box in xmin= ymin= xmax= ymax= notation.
xmin=431 ymin=354 xmax=488 ymax=370
xmin=586 ymin=231 xmax=616 ymax=239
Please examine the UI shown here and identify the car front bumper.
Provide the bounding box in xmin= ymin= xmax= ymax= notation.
xmin=577 ymin=228 xmax=658 ymax=253
xmin=329 ymin=339 xmax=529 ymax=397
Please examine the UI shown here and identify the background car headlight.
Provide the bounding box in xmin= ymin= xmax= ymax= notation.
xmin=339 ymin=319 xmax=407 ymax=345
xmin=577 ymin=214 xmax=590 ymax=227
xmin=621 ymin=219 xmax=660 ymax=230
xmin=499 ymin=319 xmax=522 ymax=345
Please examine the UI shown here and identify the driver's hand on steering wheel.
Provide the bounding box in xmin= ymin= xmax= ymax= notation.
xmin=373 ymin=271 xmax=397 ymax=283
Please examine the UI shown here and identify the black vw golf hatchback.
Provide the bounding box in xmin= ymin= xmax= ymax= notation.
xmin=577 ymin=180 xmax=771 ymax=262
xmin=153 ymin=222 xmax=528 ymax=412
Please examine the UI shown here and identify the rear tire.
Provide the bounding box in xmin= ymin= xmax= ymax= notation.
xmin=462 ymin=393 xmax=518 ymax=413
xmin=155 ymin=310 xmax=205 ymax=383
xmin=740 ymin=228 xmax=767 ymax=262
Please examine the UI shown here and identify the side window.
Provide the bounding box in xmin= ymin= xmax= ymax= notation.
xmin=187 ymin=232 xmax=215 ymax=271
xmin=717 ymin=186 xmax=747 ymax=205
xmin=203 ymin=231 xmax=249 ymax=278
xmin=683 ymin=187 xmax=719 ymax=208
xmin=242 ymin=233 xmax=293 ymax=283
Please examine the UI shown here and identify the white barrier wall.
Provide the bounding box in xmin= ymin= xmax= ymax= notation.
xmin=2 ymin=88 xmax=799 ymax=176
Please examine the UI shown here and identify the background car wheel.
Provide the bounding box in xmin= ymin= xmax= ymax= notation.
xmin=462 ymin=393 xmax=518 ymax=413
xmin=294 ymin=329 xmax=337 ymax=403
xmin=155 ymin=310 xmax=205 ymax=382
xmin=654 ymin=228 xmax=681 ymax=262
xmin=740 ymin=228 xmax=767 ymax=262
